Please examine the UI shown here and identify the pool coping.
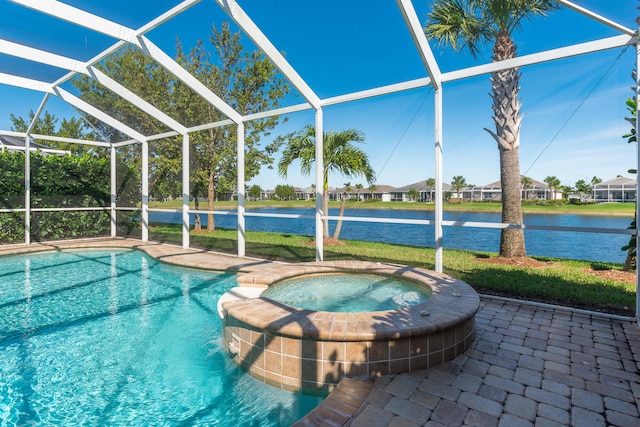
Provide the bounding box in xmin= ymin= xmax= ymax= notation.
xmin=222 ymin=260 xmax=480 ymax=341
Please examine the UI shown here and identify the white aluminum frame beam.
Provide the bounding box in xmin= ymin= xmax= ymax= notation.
xmin=182 ymin=134 xmax=190 ymax=248
xmin=396 ymin=0 xmax=442 ymax=89
xmin=11 ymin=0 xmax=243 ymax=124
xmin=51 ymin=86 xmax=150 ymax=240
xmin=0 ymin=38 xmax=189 ymax=135
xmin=213 ymin=0 xmax=322 ymax=110
xmin=557 ymin=0 xmax=635 ymax=36
xmin=434 ymin=87 xmax=443 ymax=272
xmin=87 ymin=66 xmax=188 ymax=135
xmin=136 ymin=35 xmax=243 ymax=124
xmin=11 ymin=0 xmax=139 ymax=43
xmin=396 ymin=0 xmax=443 ymax=271
xmin=0 ymin=73 xmax=54 ymax=93
xmin=314 ymin=109 xmax=324 ymax=262
xmin=237 ymin=122 xmax=246 ymax=258
xmin=54 ymin=87 xmax=147 ymax=142
xmin=0 ymin=38 xmax=86 ymax=72
xmin=49 ymin=0 xmax=200 ymax=89
xmin=443 ymin=35 xmax=634 ymax=83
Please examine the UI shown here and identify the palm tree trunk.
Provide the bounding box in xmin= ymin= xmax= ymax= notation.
xmin=485 ymin=31 xmax=526 ymax=258
xmin=207 ymin=170 xmax=215 ymax=232
xmin=322 ymin=188 xmax=329 ymax=238
xmin=193 ymin=192 xmax=201 ymax=231
xmin=500 ymin=146 xmax=526 ymax=257
xmin=332 ymin=193 xmax=346 ymax=240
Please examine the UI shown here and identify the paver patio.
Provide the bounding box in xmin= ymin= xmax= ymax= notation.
xmin=302 ymin=297 xmax=640 ymax=427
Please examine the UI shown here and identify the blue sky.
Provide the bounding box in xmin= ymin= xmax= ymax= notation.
xmin=0 ymin=0 xmax=636 ymax=191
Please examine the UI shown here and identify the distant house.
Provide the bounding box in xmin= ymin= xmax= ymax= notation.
xmin=260 ymin=186 xmax=315 ymax=200
xmin=462 ymin=177 xmax=550 ymax=202
xmin=0 ymin=135 xmax=69 ymax=155
xmin=295 ymin=186 xmax=315 ymax=200
xmin=393 ymin=180 xmax=452 ymax=202
xmin=593 ymin=176 xmax=636 ymax=203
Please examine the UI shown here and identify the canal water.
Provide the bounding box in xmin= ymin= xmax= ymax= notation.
xmin=149 ymin=207 xmax=634 ymax=263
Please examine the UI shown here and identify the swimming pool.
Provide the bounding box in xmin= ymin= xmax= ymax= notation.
xmin=0 ymin=249 xmax=321 ymax=426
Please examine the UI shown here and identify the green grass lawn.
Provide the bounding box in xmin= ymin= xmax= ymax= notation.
xmin=147 ymin=223 xmax=636 ymax=317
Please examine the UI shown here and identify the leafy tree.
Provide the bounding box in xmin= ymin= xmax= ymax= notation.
xmin=73 ymin=23 xmax=289 ymax=232
xmin=248 ymin=184 xmax=262 ymax=200
xmin=274 ymin=184 xmax=295 ymax=200
xmin=277 ymin=125 xmax=375 ymax=238
xmin=543 ymin=175 xmax=561 ymax=200
xmin=425 ymin=0 xmax=557 ymax=258
xmin=451 ymin=175 xmax=467 ymax=200
xmin=10 ymin=111 xmax=91 ymax=155
xmin=622 ymin=73 xmax=637 ymax=271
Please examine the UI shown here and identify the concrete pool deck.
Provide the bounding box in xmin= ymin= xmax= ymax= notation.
xmin=2 ymin=238 xmax=639 ymax=426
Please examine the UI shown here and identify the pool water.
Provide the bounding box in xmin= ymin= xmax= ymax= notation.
xmin=0 ymin=250 xmax=321 ymax=426
xmin=261 ymin=274 xmax=432 ymax=312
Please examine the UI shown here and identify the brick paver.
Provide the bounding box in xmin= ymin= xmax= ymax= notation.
xmin=344 ymin=298 xmax=640 ymax=427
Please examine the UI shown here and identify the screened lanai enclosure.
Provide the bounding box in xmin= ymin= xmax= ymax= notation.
xmin=0 ymin=1 xmax=638 ymax=317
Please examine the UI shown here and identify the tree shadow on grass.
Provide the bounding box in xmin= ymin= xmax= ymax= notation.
xmin=448 ymin=264 xmax=635 ymax=317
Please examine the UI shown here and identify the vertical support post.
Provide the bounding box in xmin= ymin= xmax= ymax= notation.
xmin=434 ymin=87 xmax=443 ymax=273
xmin=110 ymin=144 xmax=116 ymax=237
xmin=237 ymin=122 xmax=246 ymax=258
xmin=315 ymin=108 xmax=324 ymax=262
xmin=182 ymin=134 xmax=190 ymax=248
xmin=141 ymin=140 xmax=149 ymax=242
xmin=24 ymin=94 xmax=49 ymax=245
xmin=635 ymin=34 xmax=639 ymax=326
xmin=24 ymin=134 xmax=31 ymax=245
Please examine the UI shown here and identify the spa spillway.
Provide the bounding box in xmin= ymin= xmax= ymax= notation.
xmin=219 ymin=261 xmax=480 ymax=396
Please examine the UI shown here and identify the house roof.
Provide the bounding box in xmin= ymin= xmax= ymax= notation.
xmin=0 ymin=134 xmax=61 ymax=151
xmin=595 ymin=176 xmax=637 ymax=187
xmin=394 ymin=180 xmax=452 ymax=192
xmin=471 ymin=177 xmax=549 ymax=191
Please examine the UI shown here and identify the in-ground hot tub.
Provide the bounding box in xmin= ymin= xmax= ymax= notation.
xmin=219 ymin=261 xmax=479 ymax=396
xmin=261 ymin=273 xmax=432 ymax=312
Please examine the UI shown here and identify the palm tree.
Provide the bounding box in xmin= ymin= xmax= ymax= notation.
xmin=355 ymin=183 xmax=363 ymax=201
xmin=561 ymin=185 xmax=573 ymax=201
xmin=425 ymin=0 xmax=556 ymax=258
xmin=451 ymin=175 xmax=467 ymax=201
xmin=407 ymin=188 xmax=420 ymax=201
xmin=521 ymin=176 xmax=532 ymax=200
xmin=278 ymin=125 xmax=376 ymax=238
xmin=368 ymin=184 xmax=377 ymax=200
xmin=425 ymin=177 xmax=436 ymax=202
xmin=575 ymin=179 xmax=591 ymax=203
xmin=543 ymin=175 xmax=561 ymax=200
xmin=590 ymin=176 xmax=602 ymax=202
